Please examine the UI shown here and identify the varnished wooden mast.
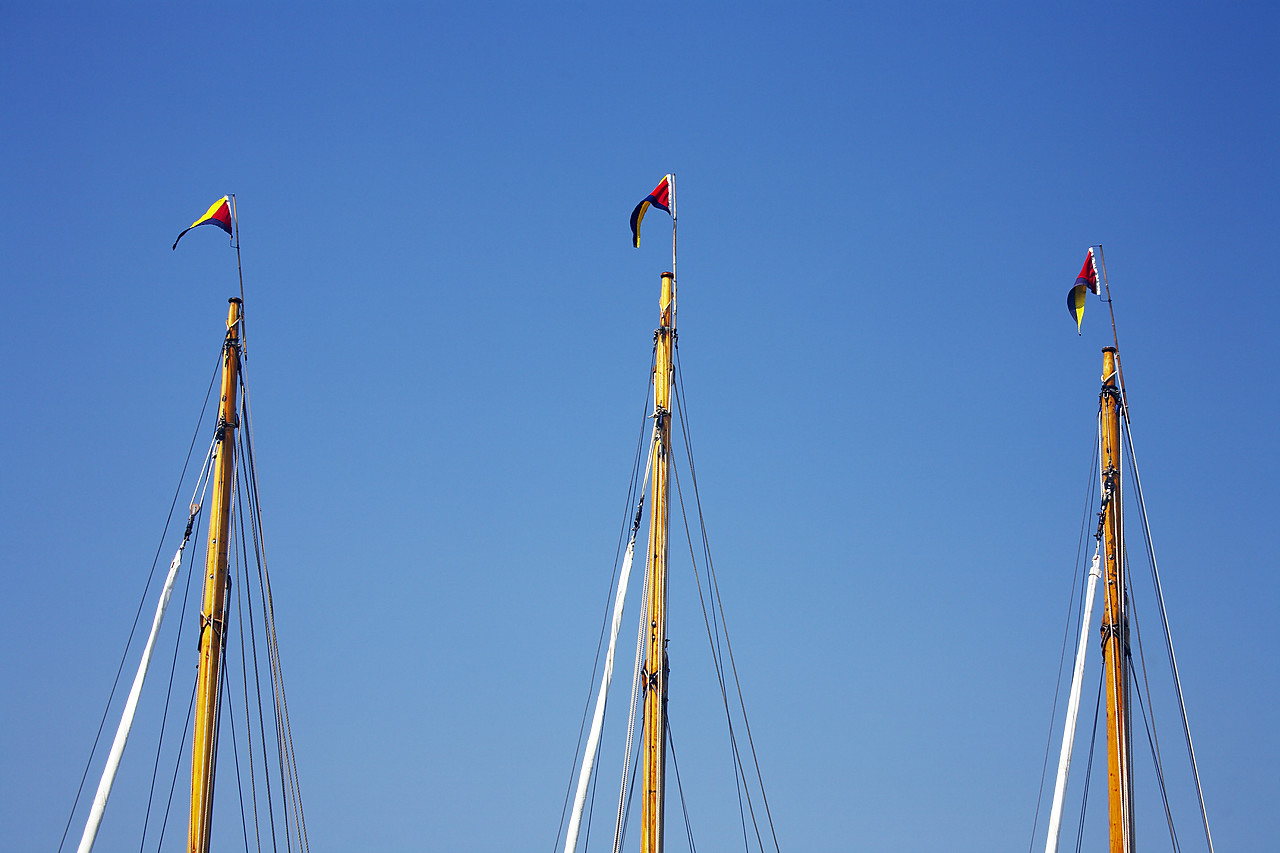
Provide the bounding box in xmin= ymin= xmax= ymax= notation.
xmin=1099 ymin=346 xmax=1134 ymax=853
xmin=641 ymin=271 xmax=675 ymax=853
xmin=188 ymin=298 xmax=242 ymax=853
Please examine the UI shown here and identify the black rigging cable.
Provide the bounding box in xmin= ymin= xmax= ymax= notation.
xmin=670 ymin=457 xmax=758 ymax=853
xmin=56 ymin=355 xmax=221 ymax=853
xmin=222 ymin=635 xmax=253 ymax=853
xmin=1072 ymin=669 xmax=1105 ymax=853
xmin=1027 ymin=424 xmax=1101 ymax=853
xmin=667 ymin=719 xmax=699 ymax=853
xmin=671 ymin=343 xmax=781 ymax=853
xmin=614 ymin=712 xmax=646 ymax=853
xmin=581 ymin=727 xmax=604 ymax=853
xmin=1129 ymin=653 xmax=1181 ymax=852
xmin=235 ymin=477 xmax=265 ymax=853
xmin=553 ymin=343 xmax=656 ymax=853
xmin=152 ymin=674 xmax=200 ymax=853
xmin=1122 ymin=415 xmax=1215 ymax=853
xmin=235 ymin=417 xmax=280 ymax=853
xmin=138 ymin=507 xmax=205 ymax=853
xmin=232 ymin=454 xmax=267 ymax=853
xmin=240 ymin=368 xmax=310 ymax=853
xmin=239 ymin=432 xmax=294 ymax=853
xmin=1127 ymin=591 xmax=1182 ymax=851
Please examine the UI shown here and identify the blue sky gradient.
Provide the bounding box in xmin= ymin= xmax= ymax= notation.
xmin=2 ymin=4 xmax=1277 ymax=851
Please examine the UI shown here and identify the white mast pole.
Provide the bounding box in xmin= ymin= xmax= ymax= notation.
xmin=76 ymin=501 xmax=202 ymax=853
xmin=563 ymin=452 xmax=653 ymax=853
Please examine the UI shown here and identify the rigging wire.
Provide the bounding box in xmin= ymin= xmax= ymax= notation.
xmin=1027 ymin=419 xmax=1102 ymax=853
xmin=1121 ymin=414 xmax=1215 ymax=853
xmin=56 ymin=355 xmax=221 ymax=853
xmin=612 ymin=528 xmax=653 ymax=853
xmin=555 ymin=345 xmax=656 ymax=853
xmin=234 ymin=373 xmax=281 ymax=853
xmin=138 ymin=501 xmax=206 ymax=853
xmin=151 ymin=674 xmax=200 ymax=853
xmin=670 ymin=456 xmax=760 ymax=853
xmin=1126 ymin=625 xmax=1182 ymax=852
xmin=581 ymin=726 xmax=605 ymax=853
xmin=671 ymin=343 xmax=781 ymax=853
xmin=606 ymin=349 xmax=663 ymax=853
xmin=64 ymin=316 xmax=310 ymax=853
xmin=222 ymin=637 xmax=254 ymax=853
xmin=613 ymin=712 xmax=646 ymax=853
xmin=233 ymin=439 xmax=269 ymax=853
xmin=241 ymin=439 xmax=296 ymax=853
xmin=244 ymin=370 xmax=310 ymax=853
xmin=1071 ymin=670 xmax=1105 ymax=853
xmin=667 ymin=719 xmax=699 ymax=853
xmin=236 ymin=489 xmax=265 ymax=853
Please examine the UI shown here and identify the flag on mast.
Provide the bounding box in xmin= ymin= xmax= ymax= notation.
xmin=1075 ymin=248 xmax=1099 ymax=294
xmin=1066 ymin=248 xmax=1098 ymax=334
xmin=629 ymin=175 xmax=672 ymax=248
xmin=173 ymin=196 xmax=233 ymax=250
xmin=1067 ymin=283 xmax=1088 ymax=334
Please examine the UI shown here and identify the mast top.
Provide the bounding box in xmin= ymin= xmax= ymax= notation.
xmin=1103 ymin=345 xmax=1117 ymax=354
xmin=229 ymin=297 xmax=242 ymax=305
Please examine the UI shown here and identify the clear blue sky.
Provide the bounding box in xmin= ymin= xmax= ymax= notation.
xmin=2 ymin=4 xmax=1276 ymax=852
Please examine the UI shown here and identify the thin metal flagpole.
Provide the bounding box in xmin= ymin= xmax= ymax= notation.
xmin=230 ymin=193 xmax=247 ymax=357
xmin=669 ymin=173 xmax=677 ymax=288
xmin=1094 ymin=245 xmax=1129 ymax=419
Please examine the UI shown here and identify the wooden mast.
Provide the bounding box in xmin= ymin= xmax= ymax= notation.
xmin=641 ymin=271 xmax=675 ymax=853
xmin=1099 ymin=346 xmax=1134 ymax=853
xmin=188 ymin=297 xmax=242 ymax=853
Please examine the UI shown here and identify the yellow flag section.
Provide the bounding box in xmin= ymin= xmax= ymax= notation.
xmin=173 ymin=196 xmax=233 ymax=249
xmin=1068 ymin=283 xmax=1088 ymax=333
xmin=1066 ymin=248 xmax=1098 ymax=334
xmin=630 ymin=175 xmax=672 ymax=248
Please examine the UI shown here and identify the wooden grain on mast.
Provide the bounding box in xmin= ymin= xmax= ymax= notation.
xmin=1099 ymin=346 xmax=1134 ymax=853
xmin=188 ymin=298 xmax=242 ymax=853
xmin=641 ymin=271 xmax=675 ymax=853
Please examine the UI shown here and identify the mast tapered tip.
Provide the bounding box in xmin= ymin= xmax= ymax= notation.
xmin=1103 ymin=346 xmax=1117 ymax=354
xmin=229 ymin=297 xmax=243 ymax=305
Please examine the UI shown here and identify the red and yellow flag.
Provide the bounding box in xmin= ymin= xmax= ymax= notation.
xmin=1066 ymin=248 xmax=1098 ymax=334
xmin=1075 ymin=248 xmax=1098 ymax=295
xmin=173 ymin=197 xmax=233 ymax=250
xmin=629 ymin=175 xmax=672 ymax=248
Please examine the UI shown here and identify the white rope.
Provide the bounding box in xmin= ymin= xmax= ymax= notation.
xmin=563 ymin=448 xmax=653 ymax=853
xmin=75 ymin=440 xmax=217 ymax=853
xmin=612 ymin=498 xmax=654 ymax=853
xmin=1044 ymin=541 xmax=1103 ymax=853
